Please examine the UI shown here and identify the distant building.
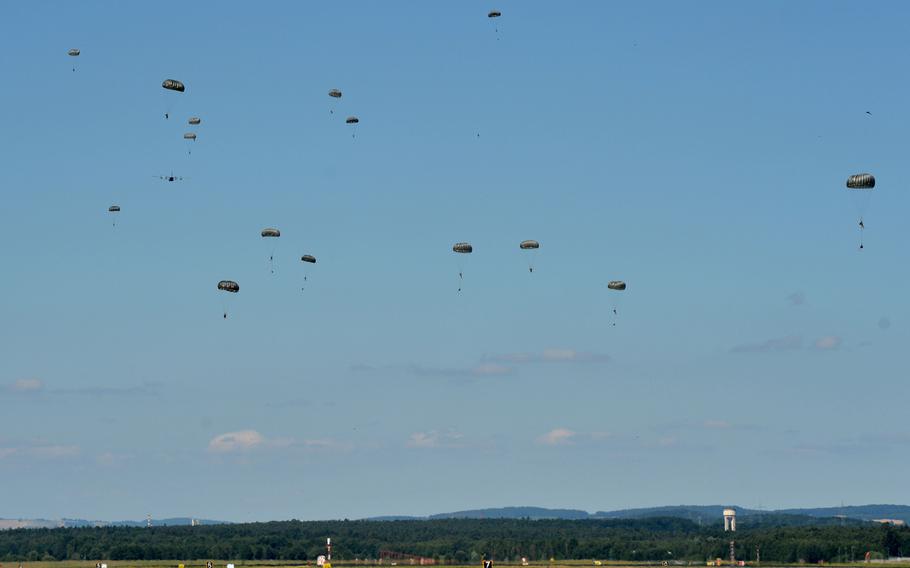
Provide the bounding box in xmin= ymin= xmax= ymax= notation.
xmin=873 ymin=519 xmax=906 ymax=526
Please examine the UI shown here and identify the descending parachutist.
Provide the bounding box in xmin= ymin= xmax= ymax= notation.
xmin=223 ymin=313 xmax=227 ymax=319
xmin=459 ymin=271 xmax=463 ymax=279
xmin=859 ymin=219 xmax=864 ymax=230
xmin=165 ymin=113 xmax=169 ymax=120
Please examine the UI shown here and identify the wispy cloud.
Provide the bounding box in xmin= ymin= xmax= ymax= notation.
xmin=485 ymin=348 xmax=610 ymax=365
xmin=0 ymin=443 xmax=80 ymax=460
xmin=536 ymin=428 xmax=577 ymax=446
xmin=10 ymin=378 xmax=44 ymax=392
xmin=730 ymin=335 xmax=803 ymax=353
xmin=208 ymin=430 xmax=266 ymax=453
xmin=407 ymin=429 xmax=465 ymax=449
xmin=813 ymin=335 xmax=842 ymax=351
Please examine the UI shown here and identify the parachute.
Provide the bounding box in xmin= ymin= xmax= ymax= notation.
xmin=217 ymin=280 xmax=239 ymax=293
xmin=300 ymin=255 xmax=316 ymax=290
xmin=846 ymin=173 xmax=875 ymax=189
xmin=346 ymin=116 xmax=359 ymax=124
xmin=188 ymin=117 xmax=201 ymax=125
xmin=329 ymin=89 xmax=342 ymax=98
xmin=68 ymin=48 xmax=80 ymax=71
xmin=520 ymin=240 xmax=540 ymax=272
xmin=217 ymin=280 xmax=239 ymax=318
xmin=846 ymin=173 xmax=876 ymax=249
xmin=162 ymin=79 xmax=185 ymax=92
xmin=108 ymin=205 xmax=120 ymax=227
xmin=183 ymin=132 xmax=197 ymax=140
xmin=262 ymin=228 xmax=281 ymax=273
xmin=488 ymin=10 xmax=501 ymax=18
xmin=607 ymin=281 xmax=626 ymax=326
xmin=453 ymin=242 xmax=472 ymax=292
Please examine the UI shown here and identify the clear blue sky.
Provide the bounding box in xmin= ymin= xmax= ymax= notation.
xmin=2 ymin=0 xmax=909 ymax=522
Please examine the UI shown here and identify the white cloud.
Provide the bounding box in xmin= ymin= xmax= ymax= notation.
xmin=703 ymin=420 xmax=731 ymax=429
xmin=27 ymin=445 xmax=80 ymax=459
xmin=537 ymin=428 xmax=576 ymax=446
xmin=486 ymin=349 xmax=610 ymax=365
xmin=814 ymin=336 xmax=842 ymax=350
xmin=11 ymin=378 xmax=44 ymax=392
xmin=207 ymin=430 xmax=266 ymax=453
xmin=730 ymin=335 xmax=803 ymax=353
xmin=407 ymin=429 xmax=464 ymax=449
xmin=471 ymin=363 xmax=513 ymax=376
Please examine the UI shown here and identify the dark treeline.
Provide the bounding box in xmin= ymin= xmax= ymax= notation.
xmin=1 ymin=518 xmax=908 ymax=563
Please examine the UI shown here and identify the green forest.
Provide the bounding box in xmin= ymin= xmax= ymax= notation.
xmin=0 ymin=518 xmax=907 ymax=563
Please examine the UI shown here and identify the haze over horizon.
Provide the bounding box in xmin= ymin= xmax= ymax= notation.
xmin=2 ymin=0 xmax=909 ymax=522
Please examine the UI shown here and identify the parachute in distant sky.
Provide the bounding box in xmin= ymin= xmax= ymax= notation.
xmin=68 ymin=48 xmax=80 ymax=71
xmin=162 ymin=79 xmax=185 ymax=92
xmin=300 ymin=255 xmax=316 ymax=290
xmin=846 ymin=173 xmax=875 ymax=250
xmin=188 ymin=117 xmax=201 ymax=125
xmin=108 ymin=205 xmax=120 ymax=227
xmin=262 ymin=228 xmax=281 ymax=273
xmin=488 ymin=10 xmax=502 ymax=38
xmin=346 ymin=116 xmax=360 ymax=139
xmin=453 ymin=242 xmax=473 ymax=292
xmin=183 ymin=132 xmax=197 ymax=141
xmin=161 ymin=79 xmax=185 ymax=120
xmin=607 ymin=281 xmax=626 ymax=326
xmin=217 ymin=280 xmax=240 ymax=319
xmin=520 ymin=240 xmax=540 ymax=273
xmin=329 ymin=89 xmax=342 ymax=98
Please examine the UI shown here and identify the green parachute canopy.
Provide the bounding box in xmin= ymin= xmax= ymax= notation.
xmin=68 ymin=48 xmax=80 ymax=57
xmin=607 ymin=281 xmax=627 ymax=291
xmin=162 ymin=79 xmax=185 ymax=92
xmin=261 ymin=228 xmax=280 ymax=238
xmin=846 ymin=173 xmax=875 ymax=189
xmin=217 ymin=280 xmax=239 ymax=293
xmin=188 ymin=117 xmax=201 ymax=125
xmin=183 ymin=132 xmax=197 ymax=141
xmin=301 ymin=255 xmax=316 ymax=264
xmin=346 ymin=116 xmax=359 ymax=124
xmin=453 ymin=242 xmax=473 ymax=253
xmin=329 ymin=89 xmax=342 ymax=98
xmin=520 ymin=240 xmax=539 ymax=250
xmin=488 ymin=10 xmax=501 ymax=18
xmin=108 ymin=205 xmax=120 ymax=212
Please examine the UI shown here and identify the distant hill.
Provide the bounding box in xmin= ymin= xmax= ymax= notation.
xmin=366 ymin=504 xmax=909 ymax=524
xmin=0 ymin=517 xmax=228 ymax=530
xmin=430 ymin=507 xmax=591 ymax=520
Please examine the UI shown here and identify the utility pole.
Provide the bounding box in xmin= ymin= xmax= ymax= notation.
xmin=729 ymin=541 xmax=736 ymax=567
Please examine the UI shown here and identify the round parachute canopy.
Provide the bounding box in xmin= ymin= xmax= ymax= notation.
xmin=188 ymin=117 xmax=201 ymax=125
xmin=217 ymin=280 xmax=239 ymax=293
xmin=108 ymin=205 xmax=120 ymax=212
xmin=453 ymin=242 xmax=473 ymax=253
xmin=328 ymin=89 xmax=342 ymax=98
xmin=607 ymin=281 xmax=627 ymax=291
xmin=68 ymin=48 xmax=80 ymax=57
xmin=301 ymin=254 xmax=316 ymax=264
xmin=261 ymin=228 xmax=281 ymax=238
xmin=183 ymin=132 xmax=197 ymax=140
xmin=162 ymin=79 xmax=185 ymax=92
xmin=520 ymin=240 xmax=539 ymax=250
xmin=346 ymin=116 xmax=359 ymax=124
xmin=846 ymin=173 xmax=875 ymax=189
xmin=488 ymin=10 xmax=501 ymax=18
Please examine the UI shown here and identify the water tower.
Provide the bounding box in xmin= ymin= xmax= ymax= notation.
xmin=723 ymin=508 xmax=736 ymax=532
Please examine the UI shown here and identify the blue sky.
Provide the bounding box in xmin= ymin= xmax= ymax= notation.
xmin=1 ymin=0 xmax=909 ymax=521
